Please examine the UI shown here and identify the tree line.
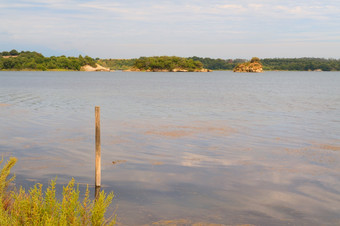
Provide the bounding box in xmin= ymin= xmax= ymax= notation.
xmin=188 ymin=57 xmax=247 ymax=70
xmin=98 ymin=59 xmax=136 ymax=70
xmin=0 ymin=50 xmax=96 ymax=71
xmin=101 ymin=56 xmax=340 ymax=71
xmin=189 ymin=56 xmax=340 ymax=71
xmin=261 ymin=58 xmax=340 ymax=71
xmin=133 ymin=56 xmax=203 ymax=71
xmin=2 ymin=50 xmax=340 ymax=71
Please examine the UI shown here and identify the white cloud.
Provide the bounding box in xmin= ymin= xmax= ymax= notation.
xmin=0 ymin=0 xmax=339 ymax=58
xmin=218 ymin=4 xmax=245 ymax=10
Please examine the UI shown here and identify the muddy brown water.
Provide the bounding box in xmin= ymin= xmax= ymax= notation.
xmin=0 ymin=71 xmax=339 ymax=225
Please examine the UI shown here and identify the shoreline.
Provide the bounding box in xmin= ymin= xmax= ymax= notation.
xmin=0 ymin=69 xmax=337 ymax=72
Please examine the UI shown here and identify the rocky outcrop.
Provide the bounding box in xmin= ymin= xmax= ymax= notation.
xmin=233 ymin=57 xmax=263 ymax=73
xmin=80 ymin=63 xmax=111 ymax=72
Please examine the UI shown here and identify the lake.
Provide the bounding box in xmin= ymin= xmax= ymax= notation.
xmin=0 ymin=71 xmax=339 ymax=225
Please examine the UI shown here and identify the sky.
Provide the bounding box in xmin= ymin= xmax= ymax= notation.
xmin=1 ymin=0 xmax=340 ymax=59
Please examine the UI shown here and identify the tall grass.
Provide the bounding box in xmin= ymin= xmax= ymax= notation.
xmin=0 ymin=157 xmax=115 ymax=225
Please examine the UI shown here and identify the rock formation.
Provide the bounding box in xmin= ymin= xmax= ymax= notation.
xmin=233 ymin=57 xmax=263 ymax=73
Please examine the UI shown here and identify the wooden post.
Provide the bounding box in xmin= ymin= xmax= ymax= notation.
xmin=95 ymin=106 xmax=101 ymax=187
xmin=95 ymin=185 xmax=101 ymax=200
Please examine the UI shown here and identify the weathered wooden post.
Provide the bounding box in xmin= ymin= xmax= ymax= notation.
xmin=95 ymin=185 xmax=101 ymax=200
xmin=95 ymin=106 xmax=101 ymax=188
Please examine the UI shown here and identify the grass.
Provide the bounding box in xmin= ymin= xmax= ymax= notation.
xmin=0 ymin=157 xmax=115 ymax=225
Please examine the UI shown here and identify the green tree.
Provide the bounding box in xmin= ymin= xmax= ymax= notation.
xmin=9 ymin=49 xmax=19 ymax=56
xmin=2 ymin=59 xmax=15 ymax=69
xmin=133 ymin=56 xmax=204 ymax=71
xmin=250 ymin=57 xmax=260 ymax=63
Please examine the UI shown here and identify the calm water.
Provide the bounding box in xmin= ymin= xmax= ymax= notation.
xmin=0 ymin=71 xmax=339 ymax=225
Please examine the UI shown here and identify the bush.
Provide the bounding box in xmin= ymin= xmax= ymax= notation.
xmin=133 ymin=56 xmax=204 ymax=71
xmin=0 ymin=51 xmax=98 ymax=71
xmin=9 ymin=50 xmax=19 ymax=56
xmin=250 ymin=57 xmax=260 ymax=63
xmin=0 ymin=157 xmax=115 ymax=225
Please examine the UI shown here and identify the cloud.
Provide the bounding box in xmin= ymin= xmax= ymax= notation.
xmin=218 ymin=4 xmax=245 ymax=10
xmin=0 ymin=0 xmax=339 ymax=58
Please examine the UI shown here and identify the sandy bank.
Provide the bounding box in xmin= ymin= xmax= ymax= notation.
xmin=80 ymin=63 xmax=111 ymax=72
xmin=1 ymin=55 xmax=18 ymax=58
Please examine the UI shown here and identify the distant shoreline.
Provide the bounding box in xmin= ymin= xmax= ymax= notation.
xmin=2 ymin=50 xmax=340 ymax=71
xmin=0 ymin=69 xmax=335 ymax=72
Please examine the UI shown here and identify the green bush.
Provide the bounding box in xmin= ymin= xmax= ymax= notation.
xmin=132 ymin=56 xmax=204 ymax=71
xmin=250 ymin=57 xmax=260 ymax=63
xmin=0 ymin=157 xmax=115 ymax=225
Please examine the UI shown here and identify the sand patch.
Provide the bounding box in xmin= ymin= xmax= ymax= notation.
xmin=145 ymin=130 xmax=194 ymax=138
xmin=284 ymin=142 xmax=339 ymax=165
xmin=150 ymin=160 xmax=164 ymax=166
xmin=319 ymin=144 xmax=340 ymax=151
xmin=81 ymin=63 xmax=111 ymax=72
xmin=177 ymin=125 xmax=236 ymax=135
xmin=2 ymin=55 xmax=18 ymax=58
xmin=63 ymin=137 xmax=86 ymax=143
xmin=145 ymin=125 xmax=236 ymax=138
xmin=148 ymin=219 xmax=253 ymax=226
xmin=109 ymin=136 xmax=131 ymax=145
xmin=112 ymin=160 xmax=127 ymax=165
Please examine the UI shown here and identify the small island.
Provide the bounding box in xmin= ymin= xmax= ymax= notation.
xmin=233 ymin=57 xmax=263 ymax=73
xmin=125 ymin=56 xmax=211 ymax=72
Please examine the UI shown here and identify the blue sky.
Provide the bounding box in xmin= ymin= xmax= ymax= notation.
xmin=1 ymin=0 xmax=340 ymax=59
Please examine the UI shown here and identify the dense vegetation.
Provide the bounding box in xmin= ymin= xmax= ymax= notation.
xmin=190 ymin=56 xmax=340 ymax=71
xmin=189 ymin=57 xmax=247 ymax=70
xmin=0 ymin=50 xmax=96 ymax=71
xmin=98 ymin=59 xmax=136 ymax=70
xmin=0 ymin=157 xmax=115 ymax=225
xmin=261 ymin=58 xmax=340 ymax=71
xmin=2 ymin=49 xmax=340 ymax=71
xmin=132 ymin=56 xmax=204 ymax=71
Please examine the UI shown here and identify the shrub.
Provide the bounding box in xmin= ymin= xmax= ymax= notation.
xmin=250 ymin=57 xmax=260 ymax=63
xmin=0 ymin=157 xmax=115 ymax=225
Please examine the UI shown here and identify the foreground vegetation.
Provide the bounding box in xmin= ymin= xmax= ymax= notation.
xmin=0 ymin=157 xmax=115 ymax=225
xmin=0 ymin=50 xmax=96 ymax=71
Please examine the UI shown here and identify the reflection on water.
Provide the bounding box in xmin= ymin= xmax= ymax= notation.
xmin=0 ymin=71 xmax=340 ymax=225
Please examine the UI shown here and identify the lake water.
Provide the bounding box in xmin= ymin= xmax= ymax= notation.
xmin=0 ymin=71 xmax=339 ymax=225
